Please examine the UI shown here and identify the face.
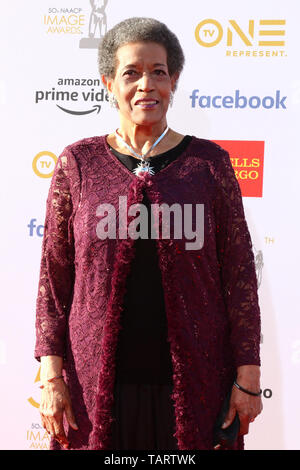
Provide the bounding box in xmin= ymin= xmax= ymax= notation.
xmin=104 ymin=42 xmax=178 ymax=127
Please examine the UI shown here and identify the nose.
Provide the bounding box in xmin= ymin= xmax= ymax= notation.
xmin=137 ymin=72 xmax=154 ymax=92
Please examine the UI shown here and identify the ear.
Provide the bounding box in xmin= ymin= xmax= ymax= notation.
xmin=101 ymin=74 xmax=114 ymax=94
xmin=171 ymin=72 xmax=180 ymax=92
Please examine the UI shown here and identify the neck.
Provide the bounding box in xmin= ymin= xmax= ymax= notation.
xmin=117 ymin=117 xmax=169 ymax=155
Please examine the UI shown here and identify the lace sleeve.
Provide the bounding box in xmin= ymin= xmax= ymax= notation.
xmin=213 ymin=149 xmax=261 ymax=368
xmin=34 ymin=147 xmax=80 ymax=361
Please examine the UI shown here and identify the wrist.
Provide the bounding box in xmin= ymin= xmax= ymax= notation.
xmin=40 ymin=355 xmax=63 ymax=383
xmin=233 ymin=380 xmax=262 ymax=396
xmin=40 ymin=375 xmax=64 ymax=389
xmin=236 ymin=365 xmax=261 ymax=391
xmin=237 ymin=365 xmax=260 ymax=380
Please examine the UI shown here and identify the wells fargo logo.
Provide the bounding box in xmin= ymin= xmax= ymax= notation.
xmin=32 ymin=151 xmax=57 ymax=178
xmin=195 ymin=19 xmax=286 ymax=57
xmin=213 ymin=140 xmax=265 ymax=197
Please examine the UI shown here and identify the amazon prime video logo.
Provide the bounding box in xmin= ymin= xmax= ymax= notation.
xmin=34 ymin=78 xmax=108 ymax=116
xmin=96 ymin=196 xmax=204 ymax=251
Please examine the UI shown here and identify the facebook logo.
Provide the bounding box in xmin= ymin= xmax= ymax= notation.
xmin=190 ymin=89 xmax=287 ymax=109
xmin=28 ymin=219 xmax=44 ymax=237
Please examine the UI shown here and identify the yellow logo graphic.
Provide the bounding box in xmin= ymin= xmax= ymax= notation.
xmin=28 ymin=367 xmax=41 ymax=409
xmin=27 ymin=368 xmax=51 ymax=449
xmin=195 ymin=19 xmax=286 ymax=57
xmin=43 ymin=9 xmax=85 ymax=35
xmin=32 ymin=151 xmax=57 ymax=178
xmin=27 ymin=429 xmax=50 ymax=450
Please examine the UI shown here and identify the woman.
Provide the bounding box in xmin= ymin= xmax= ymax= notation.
xmin=35 ymin=17 xmax=262 ymax=451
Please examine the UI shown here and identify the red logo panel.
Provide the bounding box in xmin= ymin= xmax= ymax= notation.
xmin=213 ymin=140 xmax=265 ymax=197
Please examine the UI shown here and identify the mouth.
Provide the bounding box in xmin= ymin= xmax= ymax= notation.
xmin=135 ymin=99 xmax=159 ymax=109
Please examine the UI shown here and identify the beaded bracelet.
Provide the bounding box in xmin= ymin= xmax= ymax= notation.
xmin=39 ymin=375 xmax=64 ymax=389
xmin=233 ymin=380 xmax=262 ymax=397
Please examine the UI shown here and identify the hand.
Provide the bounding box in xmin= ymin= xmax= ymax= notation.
xmin=221 ymin=366 xmax=263 ymax=436
xmin=39 ymin=378 xmax=78 ymax=449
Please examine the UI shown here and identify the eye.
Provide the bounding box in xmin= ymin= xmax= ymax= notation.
xmin=123 ymin=70 xmax=137 ymax=76
xmin=154 ymin=69 xmax=166 ymax=76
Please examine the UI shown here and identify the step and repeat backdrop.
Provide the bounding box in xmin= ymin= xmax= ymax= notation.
xmin=0 ymin=0 xmax=299 ymax=450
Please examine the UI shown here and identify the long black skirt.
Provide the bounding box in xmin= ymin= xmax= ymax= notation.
xmin=110 ymin=217 xmax=179 ymax=450
xmin=111 ymin=381 xmax=178 ymax=450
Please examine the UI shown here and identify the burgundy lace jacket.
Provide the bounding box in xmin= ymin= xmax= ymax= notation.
xmin=34 ymin=135 xmax=261 ymax=450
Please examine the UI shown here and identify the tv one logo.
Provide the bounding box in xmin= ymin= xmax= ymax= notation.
xmin=195 ymin=19 xmax=286 ymax=57
xmin=32 ymin=151 xmax=57 ymax=178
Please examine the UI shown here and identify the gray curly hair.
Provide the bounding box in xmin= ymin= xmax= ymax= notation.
xmin=98 ymin=17 xmax=185 ymax=88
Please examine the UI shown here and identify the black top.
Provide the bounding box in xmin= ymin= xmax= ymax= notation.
xmin=108 ymin=135 xmax=193 ymax=384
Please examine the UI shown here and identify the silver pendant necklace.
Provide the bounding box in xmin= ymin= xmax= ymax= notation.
xmin=114 ymin=126 xmax=169 ymax=177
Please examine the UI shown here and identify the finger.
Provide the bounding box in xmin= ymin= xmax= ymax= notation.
xmin=238 ymin=414 xmax=250 ymax=435
xmin=221 ymin=405 xmax=237 ymax=429
xmin=51 ymin=414 xmax=70 ymax=449
xmin=64 ymin=401 xmax=79 ymax=431
xmin=55 ymin=433 xmax=70 ymax=449
xmin=40 ymin=402 xmax=54 ymax=436
xmin=40 ymin=413 xmax=46 ymax=429
xmin=44 ymin=414 xmax=55 ymax=437
xmin=40 ymin=414 xmax=50 ymax=434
